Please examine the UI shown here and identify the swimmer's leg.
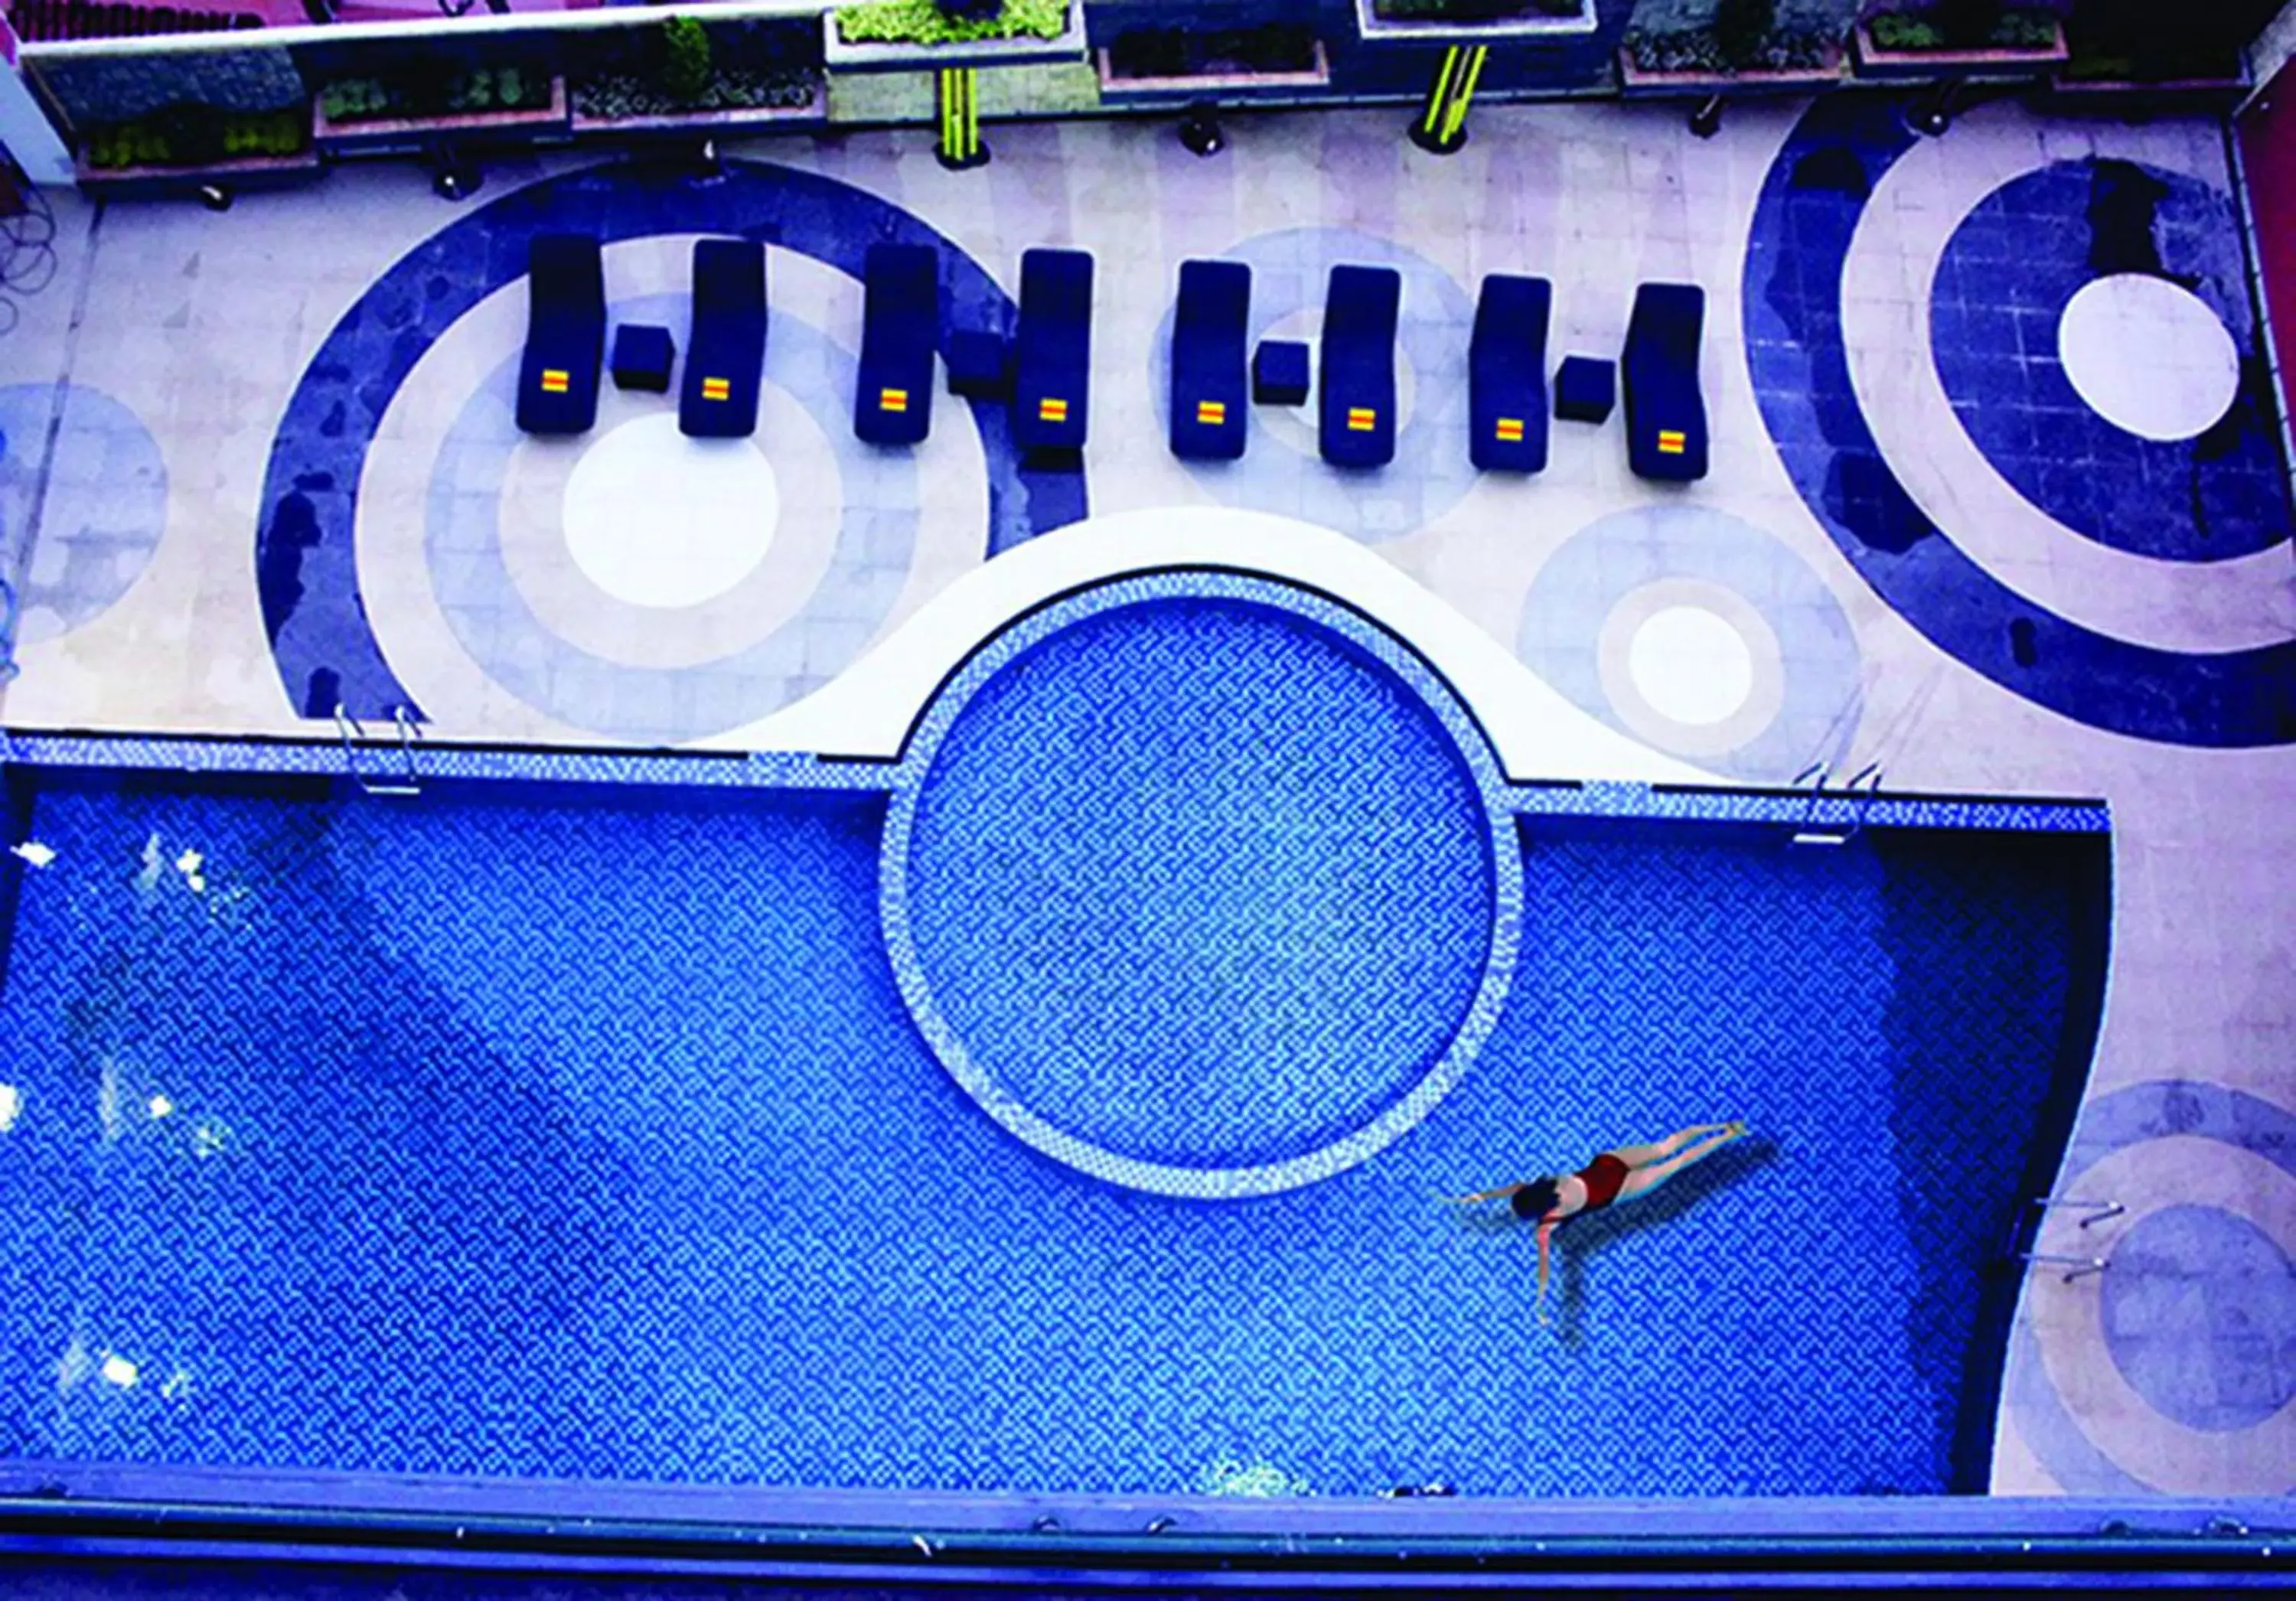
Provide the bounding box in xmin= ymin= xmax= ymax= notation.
xmin=1616 ymin=1127 xmax=1744 ymax=1202
xmin=1608 ymin=1124 xmax=1733 ymax=1170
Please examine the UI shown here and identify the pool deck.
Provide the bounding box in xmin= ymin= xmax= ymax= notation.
xmin=0 ymin=93 xmax=2291 ymax=1501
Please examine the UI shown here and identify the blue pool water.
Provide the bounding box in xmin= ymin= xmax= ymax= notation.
xmin=901 ymin=597 xmax=1499 ymax=1180
xmin=0 ymin=585 xmax=2102 ymax=1500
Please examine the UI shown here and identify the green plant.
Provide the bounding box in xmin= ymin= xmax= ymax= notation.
xmin=663 ymin=15 xmax=715 ymax=99
xmin=1112 ymin=29 xmax=1183 ymax=76
xmin=1623 ymin=23 xmax=1727 ymax=72
xmin=1866 ymin=2 xmax=2059 ymax=51
xmin=834 ymin=0 xmax=1068 ymax=48
xmin=574 ymin=59 xmax=820 ymax=120
xmin=1714 ymin=0 xmax=1777 ymax=67
xmin=1987 ymin=7 xmax=2056 ymax=47
xmin=83 ymin=103 xmax=306 ymax=169
xmin=1107 ymin=22 xmax=1316 ymax=79
xmin=44 ymin=46 xmax=305 ymax=128
xmin=320 ymin=77 xmax=390 ymax=121
xmin=1866 ymin=11 xmax=1945 ymax=47
xmin=218 ymin=109 xmax=304 ymax=156
xmin=1375 ymin=0 xmax=1579 ymax=16
xmin=446 ymin=68 xmax=496 ymax=112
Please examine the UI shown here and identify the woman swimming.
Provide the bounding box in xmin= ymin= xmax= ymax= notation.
xmin=1448 ymin=1121 xmax=1748 ymax=1327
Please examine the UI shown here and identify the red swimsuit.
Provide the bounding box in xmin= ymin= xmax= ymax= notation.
xmin=1574 ymin=1153 xmax=1631 ymax=1211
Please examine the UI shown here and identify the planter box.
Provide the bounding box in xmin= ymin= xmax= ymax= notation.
xmin=1851 ymin=18 xmax=2068 ymax=80
xmin=824 ymin=0 xmax=1084 ymax=74
xmin=2045 ymin=68 xmax=2246 ymax=111
xmin=314 ymin=75 xmax=570 ymax=153
xmin=1616 ymin=41 xmax=1848 ymax=96
xmin=1095 ymin=39 xmax=1331 ymax=103
xmin=1353 ymin=0 xmax=1597 ymax=46
xmin=571 ymin=78 xmax=828 ymax=136
xmin=76 ymin=141 xmax=322 ymax=195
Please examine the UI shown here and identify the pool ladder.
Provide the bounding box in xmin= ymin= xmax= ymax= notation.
xmin=334 ymin=704 xmax=423 ymax=797
xmin=2005 ymin=1195 xmax=2125 ymax=1283
xmin=1789 ymin=761 xmax=1883 ymax=846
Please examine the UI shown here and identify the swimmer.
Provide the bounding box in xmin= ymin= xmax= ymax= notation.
xmin=1446 ymin=1120 xmax=1749 ymax=1328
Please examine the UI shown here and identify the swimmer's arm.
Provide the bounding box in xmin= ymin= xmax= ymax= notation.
xmin=1446 ymin=1184 xmax=1523 ymax=1205
xmin=1535 ymin=1221 xmax=1557 ymax=1327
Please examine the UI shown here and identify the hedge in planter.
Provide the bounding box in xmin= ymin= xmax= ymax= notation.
xmin=1864 ymin=2 xmax=2061 ymax=51
xmin=39 ymin=44 xmax=305 ymax=128
xmin=1372 ymin=0 xmax=1583 ymax=18
xmin=1624 ymin=0 xmax=1851 ymax=73
xmin=85 ymin=103 xmax=307 ymax=168
xmin=1106 ymin=23 xmax=1317 ymax=79
xmin=833 ymin=0 xmax=1067 ymax=47
xmin=2059 ymin=0 xmax=2262 ymax=79
xmin=320 ymin=67 xmax=550 ymax=125
xmin=573 ymin=15 xmax=821 ymax=120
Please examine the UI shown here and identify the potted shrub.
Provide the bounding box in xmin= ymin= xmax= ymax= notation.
xmin=1355 ymin=0 xmax=1599 ymax=41
xmin=1854 ymin=0 xmax=2070 ymax=75
xmin=572 ymin=15 xmax=826 ymax=133
xmin=313 ymin=50 xmax=569 ymax=148
xmin=1372 ymin=0 xmax=1583 ymax=17
xmin=79 ymin=100 xmax=316 ymax=185
xmin=44 ymin=41 xmax=321 ymax=187
xmin=1622 ymin=0 xmax=1853 ymax=89
xmin=2049 ymin=0 xmax=2258 ymax=102
xmin=824 ymin=0 xmax=1084 ymax=73
xmin=1097 ymin=21 xmax=1329 ymax=100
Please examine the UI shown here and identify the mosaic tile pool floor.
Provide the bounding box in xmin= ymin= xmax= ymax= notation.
xmin=0 ymin=90 xmax=2291 ymax=1497
xmin=0 ymin=755 xmax=2092 ymax=1496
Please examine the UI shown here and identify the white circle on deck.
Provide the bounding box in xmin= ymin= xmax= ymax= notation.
xmin=2057 ymin=275 xmax=2241 ymax=443
xmin=561 ymin=413 xmax=779 ymax=609
xmin=1627 ymin=605 xmax=1754 ymax=727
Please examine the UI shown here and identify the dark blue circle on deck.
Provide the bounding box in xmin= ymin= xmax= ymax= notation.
xmin=256 ymin=157 xmax=1078 ymax=724
xmin=1742 ymin=93 xmax=2296 ymax=748
xmin=891 ymin=585 xmax=1508 ymax=1191
xmin=2100 ymin=1205 xmax=2296 ymax=1433
xmin=1929 ymin=160 xmax=2285 ymax=562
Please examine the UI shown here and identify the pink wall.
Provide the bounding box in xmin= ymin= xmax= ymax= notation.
xmin=2237 ymin=60 xmax=2296 ymax=442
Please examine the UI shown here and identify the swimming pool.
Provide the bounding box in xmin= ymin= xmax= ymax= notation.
xmin=0 ymin=573 xmax=2107 ymax=1517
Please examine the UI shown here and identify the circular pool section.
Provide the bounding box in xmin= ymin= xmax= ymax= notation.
xmin=881 ymin=576 xmax=1519 ymax=1198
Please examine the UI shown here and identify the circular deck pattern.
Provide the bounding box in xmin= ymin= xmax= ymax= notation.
xmin=1744 ymin=96 xmax=2296 ymax=747
xmin=424 ymin=302 xmax=918 ymax=742
xmin=1627 ymin=605 xmax=1756 ymax=728
xmin=1926 ymin=158 xmax=2282 ymax=562
xmin=2011 ymin=1080 xmax=2296 ymax=1495
xmin=2100 ymin=1204 xmax=2296 ymax=1433
xmin=257 ymin=156 xmax=1071 ymax=724
xmin=1515 ymin=505 xmax=1862 ymax=779
xmin=2057 ymin=276 xmax=2241 ymax=444
xmin=881 ymin=573 xmax=1519 ymax=1197
xmin=0 ymin=383 xmax=167 ymax=644
xmin=561 ymin=415 xmax=782 ymax=610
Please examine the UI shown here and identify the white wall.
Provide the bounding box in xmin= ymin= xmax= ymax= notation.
xmin=0 ymin=30 xmax=73 ymax=186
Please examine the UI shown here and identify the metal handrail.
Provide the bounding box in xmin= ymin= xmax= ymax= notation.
xmin=1790 ymin=760 xmax=1884 ymax=846
xmin=2026 ymin=1195 xmax=2126 ymax=1228
xmin=334 ymin=703 xmax=422 ymax=797
xmin=2004 ymin=1195 xmax=2125 ymax=1283
xmin=2020 ymin=1252 xmax=2111 ymax=1283
xmin=392 ymin=705 xmax=423 ymax=791
xmin=1841 ymin=761 xmax=1883 ymax=843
